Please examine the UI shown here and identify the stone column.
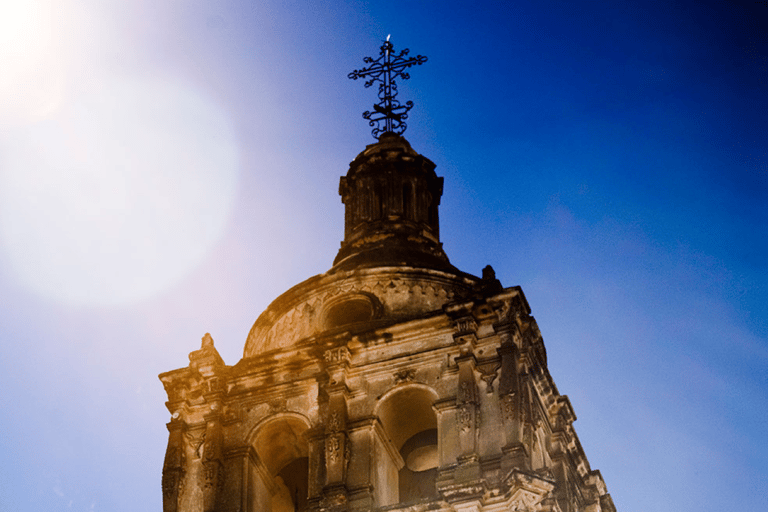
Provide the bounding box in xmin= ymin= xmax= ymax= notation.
xmin=305 ymin=426 xmax=326 ymax=508
xmin=162 ymin=418 xmax=185 ymax=512
xmin=455 ymin=355 xmax=478 ymax=459
xmin=321 ymin=347 xmax=351 ymax=510
xmin=324 ymin=397 xmax=348 ymax=487
xmin=498 ymin=341 xmax=528 ymax=470
xmin=454 ymin=354 xmax=481 ymax=489
xmin=201 ymin=411 xmax=223 ymax=512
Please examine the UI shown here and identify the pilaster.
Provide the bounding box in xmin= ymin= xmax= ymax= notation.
xmin=162 ymin=418 xmax=185 ymax=512
xmin=320 ymin=346 xmax=352 ymax=511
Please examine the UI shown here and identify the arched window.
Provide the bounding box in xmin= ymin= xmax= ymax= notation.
xmin=323 ymin=293 xmax=380 ymax=331
xmin=374 ymin=385 xmax=439 ymax=506
xmin=250 ymin=415 xmax=310 ymax=512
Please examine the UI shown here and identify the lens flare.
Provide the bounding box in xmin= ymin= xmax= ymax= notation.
xmin=0 ymin=77 xmax=239 ymax=307
xmin=0 ymin=0 xmax=66 ymax=122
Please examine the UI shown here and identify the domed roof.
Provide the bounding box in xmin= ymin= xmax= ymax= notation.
xmin=243 ymin=266 xmax=477 ymax=357
xmin=244 ymin=135 xmax=478 ymax=357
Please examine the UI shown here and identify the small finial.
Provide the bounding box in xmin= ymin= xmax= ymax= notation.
xmin=202 ymin=333 xmax=214 ymax=348
xmin=348 ymin=37 xmax=427 ymax=139
xmin=476 ymin=265 xmax=503 ymax=296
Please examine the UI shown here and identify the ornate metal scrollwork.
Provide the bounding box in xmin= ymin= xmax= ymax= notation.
xmin=348 ymin=36 xmax=427 ymax=139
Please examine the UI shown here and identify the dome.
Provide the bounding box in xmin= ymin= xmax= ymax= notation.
xmin=244 ymin=134 xmax=478 ymax=357
xmin=243 ymin=266 xmax=477 ymax=357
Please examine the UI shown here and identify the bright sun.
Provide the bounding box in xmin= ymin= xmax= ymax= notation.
xmin=0 ymin=0 xmax=64 ymax=121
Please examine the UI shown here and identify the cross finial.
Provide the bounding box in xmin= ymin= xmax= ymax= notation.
xmin=348 ymin=37 xmax=428 ymax=139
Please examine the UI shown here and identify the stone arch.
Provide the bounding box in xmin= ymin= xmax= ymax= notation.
xmin=322 ymin=292 xmax=381 ymax=331
xmin=374 ymin=384 xmax=440 ymax=505
xmin=248 ymin=413 xmax=311 ymax=512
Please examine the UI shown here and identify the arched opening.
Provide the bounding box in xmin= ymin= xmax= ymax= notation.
xmin=323 ymin=294 xmax=377 ymax=330
xmin=251 ymin=415 xmax=310 ymax=512
xmin=274 ymin=457 xmax=309 ymax=512
xmin=399 ymin=428 xmax=438 ymax=502
xmin=375 ymin=385 xmax=439 ymax=505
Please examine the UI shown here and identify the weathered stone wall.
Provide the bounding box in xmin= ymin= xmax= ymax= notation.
xmin=160 ymin=134 xmax=615 ymax=511
xmin=160 ymin=276 xmax=616 ymax=512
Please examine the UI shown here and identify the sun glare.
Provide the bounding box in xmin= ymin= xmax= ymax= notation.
xmin=0 ymin=1 xmax=51 ymax=56
xmin=0 ymin=77 xmax=239 ymax=307
xmin=0 ymin=0 xmax=64 ymax=122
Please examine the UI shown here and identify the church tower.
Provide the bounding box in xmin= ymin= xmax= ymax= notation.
xmin=159 ymin=40 xmax=616 ymax=512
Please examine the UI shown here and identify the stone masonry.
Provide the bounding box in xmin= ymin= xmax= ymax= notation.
xmin=159 ymin=133 xmax=616 ymax=512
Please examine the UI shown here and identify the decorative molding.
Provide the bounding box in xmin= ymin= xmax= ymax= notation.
xmin=326 ymin=433 xmax=343 ymax=463
xmin=454 ymin=316 xmax=478 ymax=336
xmin=324 ymin=346 xmax=350 ymax=365
xmin=501 ymin=393 xmax=516 ymax=423
xmin=478 ymin=360 xmax=501 ymax=393
xmin=183 ymin=430 xmax=206 ymax=460
xmin=268 ymin=398 xmax=288 ymax=414
xmin=458 ymin=381 xmax=476 ymax=404
xmin=161 ymin=424 xmax=185 ymax=512
xmin=328 ymin=411 xmax=342 ymax=433
xmin=250 ymin=274 xmax=463 ymax=354
xmin=509 ymin=489 xmax=539 ymax=511
xmin=202 ymin=460 xmax=223 ymax=491
xmin=393 ymin=368 xmax=416 ymax=384
xmin=503 ymin=470 xmax=556 ymax=512
xmin=458 ymin=403 xmax=473 ymax=433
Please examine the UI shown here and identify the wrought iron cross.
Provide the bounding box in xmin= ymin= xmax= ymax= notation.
xmin=348 ymin=36 xmax=427 ymax=139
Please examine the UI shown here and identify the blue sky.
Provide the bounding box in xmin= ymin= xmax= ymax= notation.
xmin=0 ymin=1 xmax=765 ymax=511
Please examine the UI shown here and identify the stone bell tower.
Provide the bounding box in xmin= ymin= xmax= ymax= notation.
xmin=159 ymin=40 xmax=616 ymax=512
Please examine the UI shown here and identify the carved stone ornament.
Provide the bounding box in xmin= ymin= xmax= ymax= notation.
xmin=493 ymin=294 xmax=527 ymax=325
xmin=501 ymin=393 xmax=516 ymax=423
xmin=459 ymin=381 xmax=475 ymax=403
xmin=324 ymin=346 xmax=350 ymax=364
xmin=203 ymin=460 xmax=221 ymax=490
xmin=328 ymin=411 xmax=342 ymax=433
xmin=184 ymin=430 xmax=206 ymax=460
xmin=509 ymin=489 xmax=539 ymax=511
xmin=222 ymin=404 xmax=239 ymax=423
xmin=393 ymin=368 xmax=416 ymax=383
xmin=162 ymin=461 xmax=186 ymax=509
xmin=478 ymin=361 xmax=501 ymax=393
xmin=268 ymin=398 xmax=288 ymax=414
xmin=162 ymin=472 xmax=177 ymax=499
xmin=496 ymin=298 xmax=515 ymax=324
xmin=555 ymin=411 xmax=567 ymax=431
xmin=248 ymin=274 xmax=461 ymax=355
xmin=326 ymin=434 xmax=342 ymax=463
xmin=458 ymin=404 xmax=473 ymax=433
xmin=454 ymin=316 xmax=478 ymax=336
